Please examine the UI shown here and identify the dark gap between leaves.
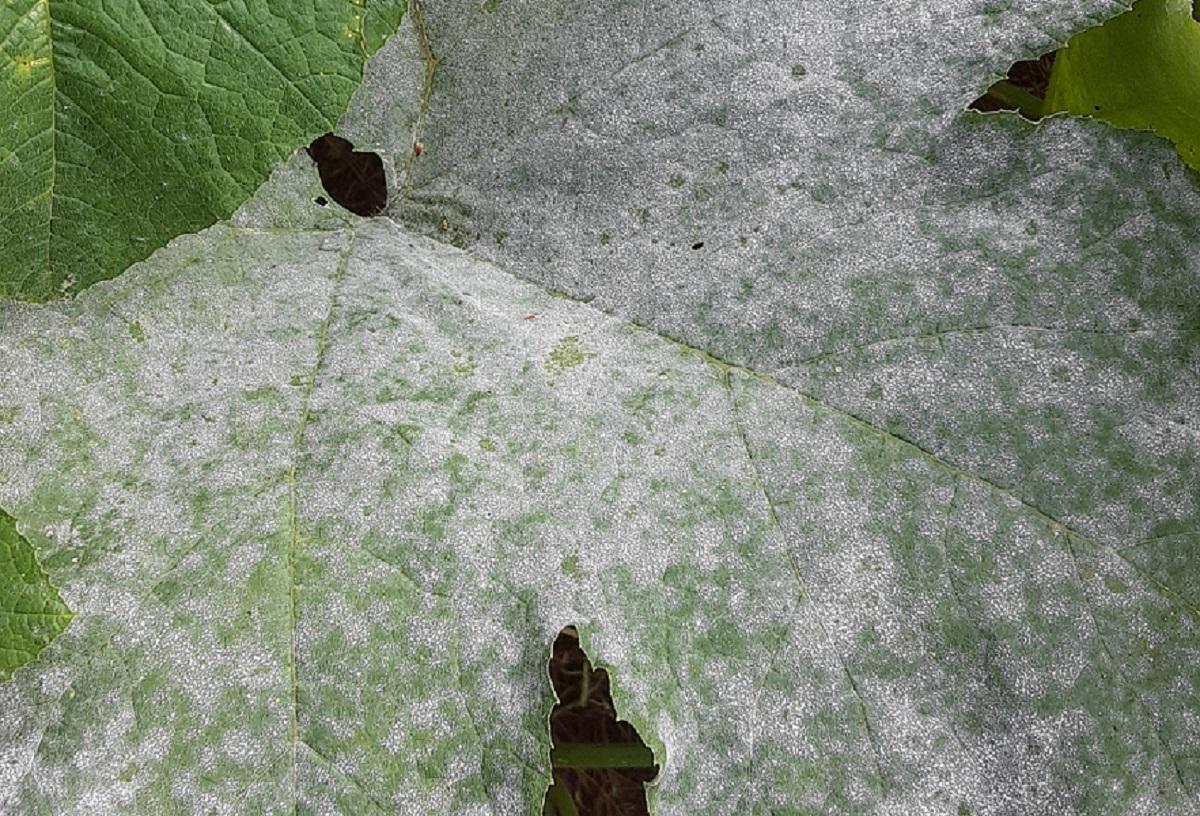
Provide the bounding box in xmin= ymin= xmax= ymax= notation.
xmin=544 ymin=626 xmax=658 ymax=816
xmin=968 ymin=52 xmax=1056 ymax=120
xmin=307 ymin=133 xmax=387 ymax=216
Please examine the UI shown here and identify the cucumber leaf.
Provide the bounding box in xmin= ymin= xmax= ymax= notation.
xmin=1 ymin=0 xmax=1198 ymax=814
xmin=0 ymin=0 xmax=404 ymax=302
xmin=1046 ymin=0 xmax=1200 ymax=169
xmin=0 ymin=509 xmax=72 ymax=681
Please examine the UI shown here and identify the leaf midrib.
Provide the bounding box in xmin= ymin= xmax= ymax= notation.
xmin=44 ymin=0 xmax=57 ymax=293
xmin=283 ymin=228 xmax=356 ymax=812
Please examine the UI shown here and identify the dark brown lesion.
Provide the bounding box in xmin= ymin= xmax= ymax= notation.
xmin=306 ymin=133 xmax=388 ymax=216
xmin=545 ymin=627 xmax=659 ymax=816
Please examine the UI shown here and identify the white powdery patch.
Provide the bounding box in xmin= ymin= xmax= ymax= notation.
xmin=3 ymin=14 xmax=1199 ymax=802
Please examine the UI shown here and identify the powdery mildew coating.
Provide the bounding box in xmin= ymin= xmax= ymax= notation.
xmin=0 ymin=210 xmax=1196 ymax=813
xmin=1 ymin=0 xmax=1199 ymax=813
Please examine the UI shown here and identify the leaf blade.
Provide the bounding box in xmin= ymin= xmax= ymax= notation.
xmin=0 ymin=509 xmax=72 ymax=681
xmin=0 ymin=0 xmax=405 ymax=302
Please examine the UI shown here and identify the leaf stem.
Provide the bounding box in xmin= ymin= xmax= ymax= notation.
xmin=550 ymin=742 xmax=657 ymax=770
xmin=546 ymin=776 xmax=580 ymax=816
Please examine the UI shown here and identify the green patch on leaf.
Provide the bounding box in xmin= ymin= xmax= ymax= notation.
xmin=545 ymin=336 xmax=590 ymax=375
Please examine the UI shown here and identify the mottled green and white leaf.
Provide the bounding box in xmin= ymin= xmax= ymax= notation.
xmin=1 ymin=0 xmax=1198 ymax=814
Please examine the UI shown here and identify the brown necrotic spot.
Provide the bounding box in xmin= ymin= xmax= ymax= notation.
xmin=544 ymin=626 xmax=658 ymax=816
xmin=307 ymin=133 xmax=387 ymax=216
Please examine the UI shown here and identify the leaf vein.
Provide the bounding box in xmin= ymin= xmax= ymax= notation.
xmin=283 ymin=228 xmax=357 ymax=812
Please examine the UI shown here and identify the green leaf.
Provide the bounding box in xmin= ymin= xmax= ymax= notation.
xmin=0 ymin=0 xmax=405 ymax=302
xmin=0 ymin=509 xmax=72 ymax=681
xmin=1046 ymin=0 xmax=1200 ymax=169
xmin=2 ymin=0 xmax=1199 ymax=814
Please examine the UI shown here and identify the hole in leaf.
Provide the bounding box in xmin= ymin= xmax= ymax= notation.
xmin=314 ymin=196 xmax=328 ymax=207
xmin=544 ymin=626 xmax=658 ymax=816
xmin=690 ymin=241 xmax=704 ymax=250
xmin=306 ymin=133 xmax=387 ymax=216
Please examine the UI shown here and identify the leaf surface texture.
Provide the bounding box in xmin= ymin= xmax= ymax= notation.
xmin=1 ymin=0 xmax=1198 ymax=813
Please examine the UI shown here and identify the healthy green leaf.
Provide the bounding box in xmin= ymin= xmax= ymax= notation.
xmin=0 ymin=509 xmax=72 ymax=681
xmin=0 ymin=0 xmax=404 ymax=302
xmin=1 ymin=0 xmax=1199 ymax=814
xmin=1046 ymin=0 xmax=1200 ymax=169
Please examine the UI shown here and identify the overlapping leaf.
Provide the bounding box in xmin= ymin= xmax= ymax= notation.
xmin=0 ymin=509 xmax=71 ymax=681
xmin=1047 ymin=0 xmax=1200 ymax=168
xmin=0 ymin=0 xmax=404 ymax=301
